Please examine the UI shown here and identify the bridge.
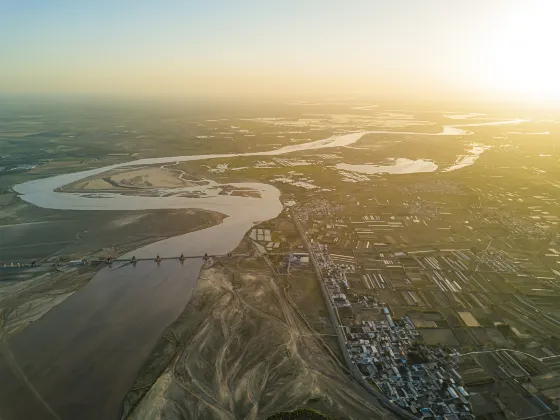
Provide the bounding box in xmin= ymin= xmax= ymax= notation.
xmin=90 ymin=251 xmax=298 ymax=264
xmin=2 ymin=251 xmax=297 ymax=270
xmin=93 ymin=255 xmax=210 ymax=263
xmin=0 ymin=254 xmax=229 ymax=270
xmin=90 ymin=252 xmax=247 ymax=265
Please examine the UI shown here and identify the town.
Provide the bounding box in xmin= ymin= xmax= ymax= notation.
xmin=275 ymin=190 xmax=560 ymax=419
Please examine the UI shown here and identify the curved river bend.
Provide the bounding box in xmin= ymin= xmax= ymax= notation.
xmin=0 ymin=121 xmax=523 ymax=420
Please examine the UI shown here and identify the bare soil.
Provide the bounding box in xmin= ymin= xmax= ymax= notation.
xmin=123 ymin=260 xmax=393 ymax=419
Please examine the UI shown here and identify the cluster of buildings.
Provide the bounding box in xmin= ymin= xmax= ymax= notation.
xmin=286 ymin=171 xmax=560 ymax=418
xmin=306 ymin=233 xmax=475 ymax=419
xmin=481 ymin=207 xmax=557 ymax=240
xmin=345 ymin=316 xmax=474 ymax=419
xmin=293 ymin=199 xmax=343 ymax=225
xmin=310 ymin=242 xmax=352 ymax=310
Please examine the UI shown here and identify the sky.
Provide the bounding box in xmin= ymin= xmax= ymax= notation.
xmin=1 ymin=0 xmax=559 ymax=101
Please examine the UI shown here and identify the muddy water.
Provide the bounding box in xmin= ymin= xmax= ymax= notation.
xmin=0 ymin=215 xmax=277 ymax=420
xmin=0 ymin=259 xmax=202 ymax=420
xmin=0 ymin=121 xmax=524 ymax=420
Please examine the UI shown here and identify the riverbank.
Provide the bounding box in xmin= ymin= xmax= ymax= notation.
xmin=0 ymin=267 xmax=95 ymax=340
xmin=0 ymin=119 xmax=525 ymax=420
xmin=121 ymin=231 xmax=395 ymax=420
xmin=0 ymin=206 xmax=225 ymax=337
xmin=0 ymin=207 xmax=231 ymax=420
xmin=122 ymin=259 xmax=393 ymax=420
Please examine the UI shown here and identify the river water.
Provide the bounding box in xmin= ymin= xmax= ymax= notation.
xmin=0 ymin=121 xmax=523 ymax=420
xmin=0 ymin=259 xmax=202 ymax=420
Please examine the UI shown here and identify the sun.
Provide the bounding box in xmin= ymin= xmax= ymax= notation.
xmin=483 ymin=3 xmax=560 ymax=101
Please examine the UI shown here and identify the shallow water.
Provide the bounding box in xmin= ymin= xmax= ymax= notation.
xmin=0 ymin=120 xmax=523 ymax=419
xmin=0 ymin=259 xmax=202 ymax=420
xmin=336 ymin=158 xmax=437 ymax=175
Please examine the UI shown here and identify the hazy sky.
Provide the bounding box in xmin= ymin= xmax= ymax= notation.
xmin=1 ymin=0 xmax=558 ymax=101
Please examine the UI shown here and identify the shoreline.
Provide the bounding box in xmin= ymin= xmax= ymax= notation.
xmin=1 ymin=119 xmax=525 ymax=419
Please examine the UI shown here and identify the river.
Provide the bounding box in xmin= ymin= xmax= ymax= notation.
xmin=0 ymin=120 xmax=523 ymax=420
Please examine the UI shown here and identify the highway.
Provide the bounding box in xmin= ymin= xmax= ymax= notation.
xmin=460 ymin=348 xmax=560 ymax=363
xmin=518 ymin=409 xmax=560 ymax=420
xmin=290 ymin=210 xmax=414 ymax=420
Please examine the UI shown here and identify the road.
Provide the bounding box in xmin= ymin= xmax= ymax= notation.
xmin=290 ymin=210 xmax=414 ymax=420
xmin=460 ymin=348 xmax=560 ymax=363
xmin=518 ymin=409 xmax=560 ymax=420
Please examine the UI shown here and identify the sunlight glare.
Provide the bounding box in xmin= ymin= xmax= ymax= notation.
xmin=484 ymin=3 xmax=560 ymax=101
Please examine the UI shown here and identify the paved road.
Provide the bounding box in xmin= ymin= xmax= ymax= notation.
xmin=290 ymin=211 xmax=413 ymax=420
xmin=460 ymin=348 xmax=560 ymax=362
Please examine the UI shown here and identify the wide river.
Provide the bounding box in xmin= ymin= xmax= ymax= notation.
xmin=0 ymin=120 xmax=523 ymax=420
